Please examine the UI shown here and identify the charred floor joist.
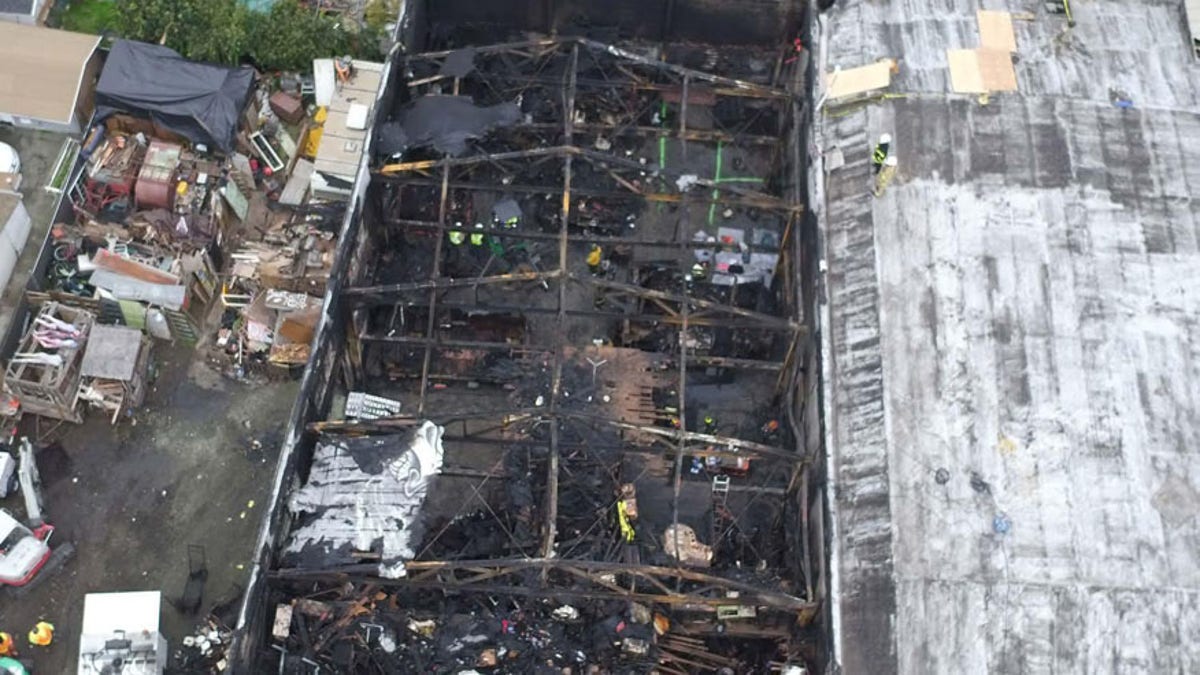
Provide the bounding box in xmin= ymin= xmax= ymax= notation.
xmin=236 ymin=3 xmax=825 ymax=672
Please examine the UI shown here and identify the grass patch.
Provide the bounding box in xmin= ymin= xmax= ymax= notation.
xmin=59 ymin=0 xmax=119 ymax=35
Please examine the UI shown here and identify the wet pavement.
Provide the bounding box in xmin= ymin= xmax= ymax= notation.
xmin=0 ymin=342 xmax=299 ymax=673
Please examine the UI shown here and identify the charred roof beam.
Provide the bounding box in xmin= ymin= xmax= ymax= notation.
xmin=357 ymin=334 xmax=783 ymax=371
xmin=308 ymin=411 xmax=801 ymax=464
xmin=541 ymin=42 xmax=580 ymax=567
xmin=405 ymin=38 xmax=790 ymax=101
xmin=343 ymin=275 xmax=801 ymax=333
xmin=377 ymin=152 xmax=799 ymax=212
xmin=270 ymin=558 xmax=814 ymax=612
xmin=373 ymin=218 xmax=785 ymax=250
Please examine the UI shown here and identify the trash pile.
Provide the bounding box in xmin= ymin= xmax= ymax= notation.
xmin=3 ymin=302 xmax=94 ymax=423
xmin=271 ymin=593 xmax=691 ymax=673
xmin=175 ymin=616 xmax=234 ymax=673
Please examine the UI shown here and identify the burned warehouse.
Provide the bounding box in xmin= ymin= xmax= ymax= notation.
xmin=233 ymin=1 xmax=826 ymax=673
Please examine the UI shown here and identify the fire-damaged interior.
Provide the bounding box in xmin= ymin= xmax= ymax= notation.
xmin=235 ymin=1 xmax=825 ymax=672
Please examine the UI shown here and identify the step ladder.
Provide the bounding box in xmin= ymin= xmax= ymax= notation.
xmin=711 ymin=475 xmax=732 ymax=547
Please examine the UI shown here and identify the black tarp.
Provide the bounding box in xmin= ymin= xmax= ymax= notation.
xmin=377 ymin=94 xmax=521 ymax=157
xmin=95 ymin=41 xmax=255 ymax=153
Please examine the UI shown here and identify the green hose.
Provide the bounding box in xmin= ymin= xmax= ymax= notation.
xmin=708 ymin=141 xmax=724 ymax=224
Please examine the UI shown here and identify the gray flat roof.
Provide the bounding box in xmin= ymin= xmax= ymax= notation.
xmin=817 ymin=1 xmax=1200 ymax=673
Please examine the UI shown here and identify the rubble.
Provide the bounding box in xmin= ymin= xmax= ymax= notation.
xmin=239 ymin=27 xmax=821 ymax=675
xmin=174 ymin=616 xmax=234 ymax=673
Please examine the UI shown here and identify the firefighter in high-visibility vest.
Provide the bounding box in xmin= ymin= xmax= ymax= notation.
xmin=871 ymin=133 xmax=892 ymax=174
xmin=587 ymin=245 xmax=603 ymax=275
xmin=448 ymin=226 xmax=467 ymax=246
xmin=703 ymin=414 xmax=718 ymax=434
xmin=616 ymin=500 xmax=636 ymax=542
xmin=469 ymin=223 xmax=485 ymax=247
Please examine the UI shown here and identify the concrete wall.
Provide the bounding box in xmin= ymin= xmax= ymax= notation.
xmin=0 ymin=112 xmax=78 ymax=136
xmin=73 ymin=51 xmax=103 ymax=133
xmin=0 ymin=193 xmax=29 ymax=291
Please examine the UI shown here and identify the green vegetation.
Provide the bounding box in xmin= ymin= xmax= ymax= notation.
xmin=363 ymin=0 xmax=399 ymax=31
xmin=47 ymin=140 xmax=80 ymax=192
xmin=73 ymin=0 xmax=390 ymax=72
xmin=59 ymin=0 xmax=120 ymax=35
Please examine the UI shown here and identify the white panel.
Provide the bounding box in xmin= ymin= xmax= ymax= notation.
xmin=1 ymin=197 xmax=30 ymax=253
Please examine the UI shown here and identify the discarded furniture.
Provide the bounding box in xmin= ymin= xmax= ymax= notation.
xmin=135 ymin=140 xmax=182 ymax=210
xmin=663 ymin=524 xmax=713 ymax=567
xmin=78 ymin=324 xmax=152 ymax=424
xmin=175 ymin=544 xmax=208 ymax=615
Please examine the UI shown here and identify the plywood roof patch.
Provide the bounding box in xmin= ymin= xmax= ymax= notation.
xmin=978 ymin=10 xmax=1017 ymax=52
xmin=947 ymin=49 xmax=986 ymax=94
xmin=824 ymin=59 xmax=899 ymax=100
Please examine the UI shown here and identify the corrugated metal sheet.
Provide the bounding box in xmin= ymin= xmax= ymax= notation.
xmin=90 ymin=269 xmax=186 ymax=310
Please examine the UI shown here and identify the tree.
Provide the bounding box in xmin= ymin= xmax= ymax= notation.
xmin=177 ymin=0 xmax=250 ymax=66
xmin=116 ymin=0 xmax=197 ymax=45
xmin=116 ymin=0 xmax=383 ymax=72
xmin=248 ymin=0 xmax=353 ymax=72
xmin=116 ymin=0 xmax=248 ymax=65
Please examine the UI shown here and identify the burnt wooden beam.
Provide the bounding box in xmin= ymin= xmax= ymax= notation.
xmin=417 ymin=163 xmax=451 ymax=415
xmin=352 ymin=300 xmax=796 ymax=329
xmin=542 ymin=43 xmax=580 ymax=566
xmin=342 ymin=269 xmax=561 ymax=296
xmin=669 ymin=195 xmax=693 ymax=582
xmin=576 ymin=39 xmax=792 ymax=100
xmin=376 ymin=218 xmax=786 ymax=251
xmin=517 ymin=121 xmax=780 ymax=146
xmin=584 ymin=276 xmax=801 ymax=331
xmin=270 ymin=557 xmax=813 ymax=611
xmin=406 ymin=38 xmax=563 ymax=61
xmin=374 ymin=174 xmax=799 ymax=212
xmin=356 ymin=333 xmax=782 ymax=371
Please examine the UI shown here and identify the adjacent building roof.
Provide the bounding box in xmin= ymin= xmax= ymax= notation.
xmin=311 ymin=58 xmax=383 ymax=195
xmin=817 ymin=1 xmax=1200 ymax=673
xmin=0 ymin=22 xmax=98 ymax=124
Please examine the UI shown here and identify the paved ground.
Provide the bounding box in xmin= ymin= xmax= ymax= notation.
xmin=0 ymin=127 xmax=70 ymax=342
xmin=0 ymin=342 xmax=299 ymax=672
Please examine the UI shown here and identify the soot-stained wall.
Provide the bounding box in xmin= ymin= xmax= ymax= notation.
xmin=424 ymin=0 xmax=799 ymax=47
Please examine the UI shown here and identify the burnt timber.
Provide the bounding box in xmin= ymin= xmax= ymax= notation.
xmin=234 ymin=3 xmax=825 ymax=671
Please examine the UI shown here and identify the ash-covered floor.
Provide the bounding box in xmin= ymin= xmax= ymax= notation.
xmin=0 ymin=343 xmax=298 ymax=673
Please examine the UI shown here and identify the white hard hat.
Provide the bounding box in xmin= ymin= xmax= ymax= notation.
xmin=879 ymin=133 xmax=892 ymax=144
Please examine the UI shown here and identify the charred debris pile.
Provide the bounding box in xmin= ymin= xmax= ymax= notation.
xmin=255 ymin=36 xmax=820 ymax=674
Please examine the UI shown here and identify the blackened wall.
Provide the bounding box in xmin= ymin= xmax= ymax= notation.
xmin=423 ymin=0 xmax=799 ymax=47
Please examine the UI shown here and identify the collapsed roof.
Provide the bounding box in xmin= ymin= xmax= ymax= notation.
xmin=95 ymin=40 xmax=255 ymax=153
xmin=235 ymin=29 xmax=824 ymax=673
